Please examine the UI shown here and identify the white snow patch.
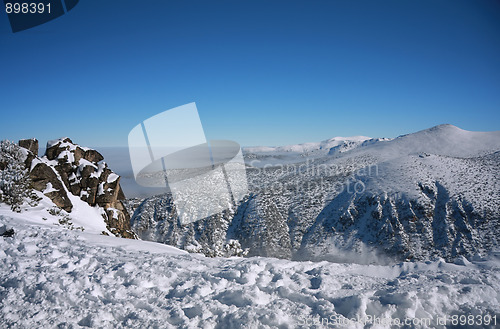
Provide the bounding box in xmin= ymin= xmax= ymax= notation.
xmin=57 ymin=149 xmax=75 ymax=163
xmin=97 ymin=182 xmax=105 ymax=196
xmin=107 ymin=172 xmax=119 ymax=183
xmin=78 ymin=159 xmax=98 ymax=171
xmin=42 ymin=182 xmax=58 ymax=194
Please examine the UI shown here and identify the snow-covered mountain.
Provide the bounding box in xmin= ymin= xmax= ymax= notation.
xmin=129 ymin=124 xmax=500 ymax=262
xmin=245 ymin=135 xmax=374 ymax=158
xmin=1 ymin=125 xmax=500 ymax=328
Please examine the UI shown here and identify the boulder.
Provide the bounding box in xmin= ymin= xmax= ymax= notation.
xmin=73 ymin=146 xmax=85 ymax=163
xmin=46 ymin=137 xmax=73 ymax=160
xmin=18 ymin=138 xmax=38 ymax=168
xmin=84 ymin=149 xmax=104 ymax=163
xmin=103 ymin=201 xmax=137 ymax=239
xmin=19 ymin=139 xmax=38 ymax=156
xmin=30 ymin=162 xmax=73 ymax=212
xmin=0 ymin=224 xmax=15 ymax=237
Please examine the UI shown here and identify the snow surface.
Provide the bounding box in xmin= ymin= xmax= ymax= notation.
xmin=46 ymin=138 xmax=78 ymax=151
xmin=41 ymin=182 xmax=58 ymax=194
xmin=245 ymin=136 xmax=372 ymax=154
xmin=107 ymin=172 xmax=120 ymax=183
xmin=0 ymin=190 xmax=112 ymax=236
xmin=340 ymin=124 xmax=500 ymax=161
xmin=1 ymin=215 xmax=499 ymax=328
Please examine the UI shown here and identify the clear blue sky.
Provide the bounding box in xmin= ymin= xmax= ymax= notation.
xmin=1 ymin=0 xmax=499 ymax=147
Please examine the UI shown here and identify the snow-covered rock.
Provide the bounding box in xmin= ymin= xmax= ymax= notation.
xmin=0 ymin=138 xmax=136 ymax=238
xmin=0 ymin=140 xmax=40 ymax=212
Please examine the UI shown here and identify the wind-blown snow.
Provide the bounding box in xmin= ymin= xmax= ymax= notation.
xmin=1 ymin=215 xmax=499 ymax=328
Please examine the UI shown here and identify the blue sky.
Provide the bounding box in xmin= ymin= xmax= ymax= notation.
xmin=1 ymin=0 xmax=499 ymax=147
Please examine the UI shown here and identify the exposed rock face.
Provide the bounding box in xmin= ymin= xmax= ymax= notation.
xmin=30 ymin=161 xmax=72 ymax=212
xmin=18 ymin=139 xmax=38 ymax=156
xmin=17 ymin=137 xmax=136 ymax=239
xmin=18 ymin=138 xmax=38 ymax=168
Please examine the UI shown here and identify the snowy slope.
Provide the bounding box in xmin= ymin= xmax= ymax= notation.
xmin=245 ymin=124 xmax=500 ymax=173
xmin=325 ymin=124 xmax=500 ymax=164
xmin=130 ymin=124 xmax=500 ymax=261
xmin=1 ymin=215 xmax=499 ymax=328
xmin=299 ymin=129 xmax=500 ymax=261
xmin=0 ymin=190 xmax=112 ymax=235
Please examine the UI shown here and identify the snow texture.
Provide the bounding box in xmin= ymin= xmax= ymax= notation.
xmin=0 ymin=215 xmax=499 ymax=328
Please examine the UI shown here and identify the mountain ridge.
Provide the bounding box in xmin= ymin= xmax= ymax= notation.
xmin=129 ymin=124 xmax=500 ymax=261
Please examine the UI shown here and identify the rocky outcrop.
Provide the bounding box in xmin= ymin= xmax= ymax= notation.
xmin=18 ymin=139 xmax=38 ymax=156
xmin=30 ymin=161 xmax=73 ymax=212
xmin=17 ymin=137 xmax=136 ymax=239
xmin=18 ymin=138 xmax=38 ymax=168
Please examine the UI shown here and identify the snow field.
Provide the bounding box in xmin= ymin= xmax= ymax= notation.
xmin=1 ymin=215 xmax=499 ymax=328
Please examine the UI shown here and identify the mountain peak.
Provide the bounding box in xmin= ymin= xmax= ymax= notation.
xmin=427 ymin=123 xmax=463 ymax=132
